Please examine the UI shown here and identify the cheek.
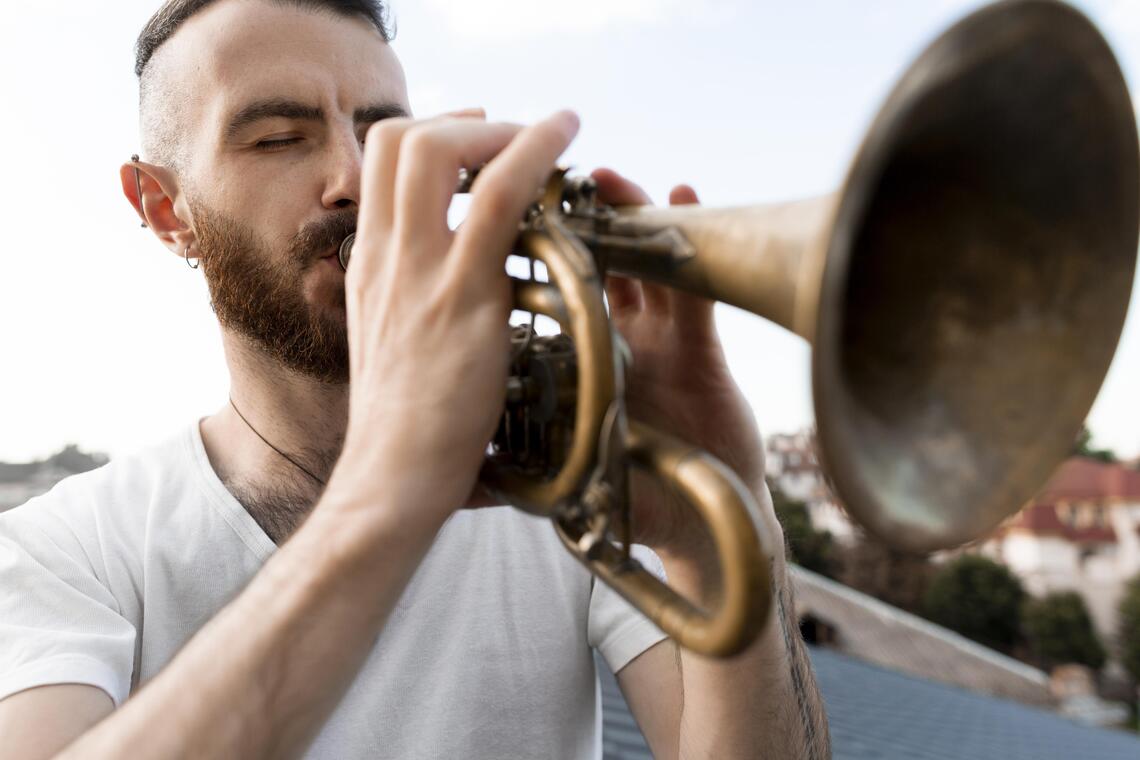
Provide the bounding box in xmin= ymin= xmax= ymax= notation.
xmin=222 ymin=164 xmax=323 ymax=239
xmin=211 ymin=188 xmax=294 ymax=254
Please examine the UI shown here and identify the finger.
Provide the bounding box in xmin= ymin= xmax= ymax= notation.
xmin=591 ymin=168 xmax=677 ymax=314
xmin=591 ymin=168 xmax=674 ymax=313
xmin=452 ymin=110 xmax=580 ymax=279
xmin=392 ymin=119 xmax=528 ymax=251
xmin=635 ymin=183 xmax=712 ymax=319
xmin=357 ymin=116 xmax=416 ymax=242
xmin=590 ymin=167 xmax=652 ymax=206
xmin=669 ymin=183 xmax=699 ymax=206
xmin=605 ymin=274 xmax=644 ymax=316
xmin=357 ymin=111 xmax=488 ymax=247
xmin=639 ymin=281 xmax=675 ymax=317
xmin=667 ymin=183 xmax=716 ymax=330
xmin=439 ymin=106 xmax=487 ymax=119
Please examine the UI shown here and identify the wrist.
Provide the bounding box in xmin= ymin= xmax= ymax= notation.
xmin=328 ymin=434 xmax=472 ymax=515
xmin=306 ymin=460 xmax=457 ymax=573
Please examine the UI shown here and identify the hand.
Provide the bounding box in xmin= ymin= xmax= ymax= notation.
xmin=329 ymin=110 xmax=580 ymax=523
xmin=590 ymin=168 xmax=771 ymax=562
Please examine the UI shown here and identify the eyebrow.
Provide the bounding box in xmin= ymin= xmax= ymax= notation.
xmin=224 ymin=98 xmax=409 ymax=140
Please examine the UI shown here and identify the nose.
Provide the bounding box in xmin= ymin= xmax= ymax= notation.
xmin=321 ymin=128 xmax=363 ymax=211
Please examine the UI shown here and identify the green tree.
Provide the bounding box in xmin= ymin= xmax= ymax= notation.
xmin=1072 ymin=424 xmax=1118 ymax=464
xmin=1119 ymin=574 xmax=1140 ymax=684
xmin=1022 ymin=591 xmax=1106 ymax=670
xmin=837 ymin=538 xmax=933 ymax=615
xmin=923 ymin=554 xmax=1025 ymax=653
xmin=46 ymin=444 xmax=107 ymax=474
xmin=769 ymin=483 xmax=835 ymax=579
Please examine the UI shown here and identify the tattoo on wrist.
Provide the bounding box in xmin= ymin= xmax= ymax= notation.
xmin=775 ymin=565 xmax=831 ymax=760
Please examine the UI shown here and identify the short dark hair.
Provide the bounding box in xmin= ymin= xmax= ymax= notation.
xmin=135 ymin=0 xmax=394 ymax=77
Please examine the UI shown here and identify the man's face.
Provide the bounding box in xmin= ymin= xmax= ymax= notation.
xmin=157 ymin=0 xmax=411 ymax=382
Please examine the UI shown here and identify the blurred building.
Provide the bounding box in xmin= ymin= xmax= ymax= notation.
xmin=0 ymin=445 xmax=108 ymax=512
xmin=765 ymin=430 xmax=857 ymax=542
xmin=978 ymin=457 xmax=1140 ymax=642
xmin=766 ymin=431 xmax=1140 ymax=644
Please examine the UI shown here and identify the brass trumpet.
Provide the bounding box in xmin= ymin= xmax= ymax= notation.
xmin=341 ymin=0 xmax=1140 ymax=657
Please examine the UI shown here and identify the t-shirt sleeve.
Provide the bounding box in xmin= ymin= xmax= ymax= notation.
xmin=0 ymin=510 xmax=136 ymax=706
xmin=587 ymin=544 xmax=669 ymax=674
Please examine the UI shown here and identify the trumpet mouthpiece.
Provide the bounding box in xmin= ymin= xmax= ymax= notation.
xmin=338 ymin=233 xmax=355 ymax=271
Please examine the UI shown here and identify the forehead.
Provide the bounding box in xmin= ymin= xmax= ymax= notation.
xmin=158 ymin=0 xmax=408 ymax=126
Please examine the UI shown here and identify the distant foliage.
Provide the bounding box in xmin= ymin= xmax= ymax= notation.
xmin=923 ymin=554 xmax=1026 ymax=653
xmin=1022 ymin=592 xmax=1106 ymax=670
xmin=769 ymin=482 xmax=836 ymax=579
xmin=46 ymin=444 xmax=108 ymax=474
xmin=1072 ymin=424 xmax=1118 ymax=464
xmin=1119 ymin=574 xmax=1140 ymax=683
xmin=836 ymin=538 xmax=933 ymax=615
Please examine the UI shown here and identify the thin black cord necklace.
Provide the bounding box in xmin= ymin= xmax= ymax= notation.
xmin=228 ymin=397 xmax=327 ymax=487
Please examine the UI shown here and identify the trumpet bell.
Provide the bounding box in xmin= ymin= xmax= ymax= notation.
xmin=816 ymin=0 xmax=1139 ymax=551
xmin=612 ymin=0 xmax=1139 ymax=552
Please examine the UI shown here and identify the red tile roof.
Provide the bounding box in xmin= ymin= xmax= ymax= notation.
xmin=995 ymin=458 xmax=1140 ymax=544
xmin=1004 ymin=503 xmax=1116 ymax=544
xmin=1036 ymin=457 xmax=1140 ymax=502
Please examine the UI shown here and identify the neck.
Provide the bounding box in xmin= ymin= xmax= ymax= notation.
xmin=200 ymin=335 xmax=349 ymax=542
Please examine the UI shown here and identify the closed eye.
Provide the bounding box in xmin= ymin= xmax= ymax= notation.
xmin=255 ymin=137 xmax=304 ymax=152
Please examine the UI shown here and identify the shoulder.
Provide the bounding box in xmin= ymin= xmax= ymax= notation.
xmin=0 ymin=426 xmax=199 ymax=570
xmin=0 ymin=429 xmax=197 ymax=710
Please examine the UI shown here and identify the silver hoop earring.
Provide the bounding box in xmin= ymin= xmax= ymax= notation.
xmin=185 ymin=246 xmax=200 ymax=270
xmin=130 ymin=154 xmax=148 ymax=229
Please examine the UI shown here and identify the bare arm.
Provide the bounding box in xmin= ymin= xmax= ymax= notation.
xmin=615 ymin=642 xmax=682 ymax=760
xmin=0 ymin=685 xmax=113 ymax=760
xmin=588 ymin=168 xmax=829 ymax=759
xmin=670 ymin=556 xmax=830 ymax=758
xmin=619 ymin=488 xmax=831 ymax=760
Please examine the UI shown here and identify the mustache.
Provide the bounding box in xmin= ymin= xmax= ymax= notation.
xmin=290 ymin=211 xmax=357 ymax=267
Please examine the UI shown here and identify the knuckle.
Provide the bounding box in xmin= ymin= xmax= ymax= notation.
xmin=364 ymin=117 xmax=413 ymax=154
xmin=401 ymin=125 xmax=447 ymax=162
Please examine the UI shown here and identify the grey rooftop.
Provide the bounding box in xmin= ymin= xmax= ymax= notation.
xmin=598 ymin=647 xmax=1140 ymax=759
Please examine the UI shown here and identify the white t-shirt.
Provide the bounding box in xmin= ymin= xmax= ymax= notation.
xmin=0 ymin=424 xmax=667 ymax=759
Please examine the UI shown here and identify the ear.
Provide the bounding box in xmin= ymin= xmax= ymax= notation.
xmin=119 ymin=158 xmax=197 ymax=260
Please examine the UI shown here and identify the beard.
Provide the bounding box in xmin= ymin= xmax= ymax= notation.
xmin=191 ymin=200 xmax=355 ymax=384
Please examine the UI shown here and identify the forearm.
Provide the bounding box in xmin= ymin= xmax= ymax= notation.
xmin=664 ymin=496 xmax=830 ymax=760
xmin=58 ymin=473 xmax=447 ymax=760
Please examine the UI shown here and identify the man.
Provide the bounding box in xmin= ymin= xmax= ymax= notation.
xmin=0 ymin=0 xmax=829 ymax=757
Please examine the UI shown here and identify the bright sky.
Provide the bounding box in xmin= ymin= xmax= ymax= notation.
xmin=0 ymin=0 xmax=1137 ymax=462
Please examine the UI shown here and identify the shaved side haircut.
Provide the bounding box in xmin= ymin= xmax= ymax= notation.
xmin=134 ymin=0 xmax=394 ymax=170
